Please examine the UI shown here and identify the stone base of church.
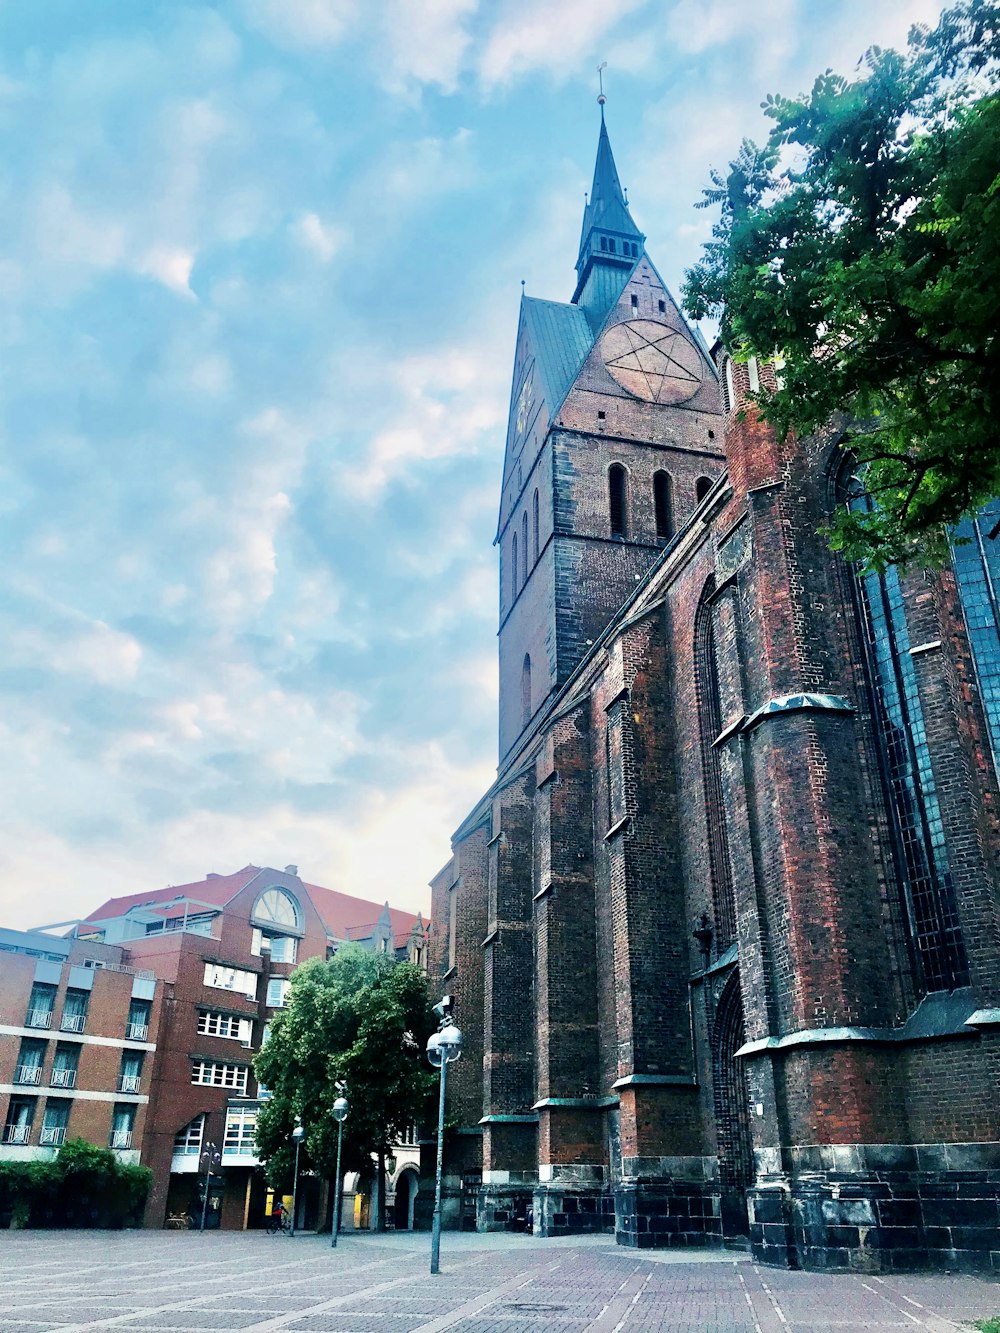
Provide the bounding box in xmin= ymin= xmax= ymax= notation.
xmin=750 ymin=1143 xmax=1000 ymax=1273
xmin=532 ymin=1165 xmax=614 ymax=1236
xmin=614 ymin=1157 xmax=724 ymax=1249
xmin=477 ymin=1171 xmax=537 ymax=1231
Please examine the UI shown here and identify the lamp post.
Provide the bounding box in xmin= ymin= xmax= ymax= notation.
xmin=198 ymin=1141 xmax=221 ymax=1232
xmin=331 ymin=1084 xmax=349 ymax=1248
xmin=290 ymin=1120 xmax=305 ymax=1237
xmin=427 ymin=995 xmax=462 ymax=1275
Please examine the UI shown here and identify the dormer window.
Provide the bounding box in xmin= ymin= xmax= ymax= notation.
xmin=608 ymin=238 xmax=616 ymax=254
xmin=600 ymin=236 xmax=608 ymax=251
xmin=252 ymin=887 xmax=301 ymax=931
xmin=631 ymin=294 xmax=638 ymax=312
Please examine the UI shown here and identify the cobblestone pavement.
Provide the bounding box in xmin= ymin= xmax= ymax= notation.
xmin=0 ymin=1231 xmax=998 ymax=1333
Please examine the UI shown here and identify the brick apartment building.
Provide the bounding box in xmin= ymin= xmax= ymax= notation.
xmin=424 ymin=111 xmax=1000 ymax=1272
xmin=0 ymin=927 xmax=160 ymax=1165
xmin=1 ymin=864 xmax=427 ymax=1230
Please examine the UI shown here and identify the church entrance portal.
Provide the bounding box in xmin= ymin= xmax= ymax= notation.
xmin=712 ymin=972 xmax=753 ymax=1238
xmin=393 ymin=1169 xmax=418 ymax=1230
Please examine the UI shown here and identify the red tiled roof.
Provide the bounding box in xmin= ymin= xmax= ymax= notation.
xmin=302 ymin=881 xmax=423 ymax=947
xmin=84 ymin=866 xmax=266 ymax=921
xmin=84 ymin=865 xmax=427 ymax=947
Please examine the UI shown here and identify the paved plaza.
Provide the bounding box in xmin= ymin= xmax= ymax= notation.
xmin=0 ymin=1231 xmax=998 ymax=1333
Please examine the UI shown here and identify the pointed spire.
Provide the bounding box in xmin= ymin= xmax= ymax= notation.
xmin=572 ymin=105 xmax=645 ymax=311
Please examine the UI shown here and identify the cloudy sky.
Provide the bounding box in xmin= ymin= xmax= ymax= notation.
xmin=0 ymin=0 xmax=947 ymax=930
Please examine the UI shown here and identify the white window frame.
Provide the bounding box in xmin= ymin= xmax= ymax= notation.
xmin=191 ymin=1061 xmax=249 ymax=1094
xmin=173 ymin=1114 xmax=205 ymax=1156
xmin=198 ymin=1011 xmax=253 ymax=1045
xmin=203 ymin=963 xmax=258 ymax=1000
xmin=224 ymin=1107 xmax=257 ymax=1155
xmin=266 ymin=978 xmax=290 ymax=1009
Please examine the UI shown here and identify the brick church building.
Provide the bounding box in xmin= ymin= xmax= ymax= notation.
xmin=425 ymin=110 xmax=1000 ymax=1272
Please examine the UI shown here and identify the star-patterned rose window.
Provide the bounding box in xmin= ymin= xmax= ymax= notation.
xmin=599 ymin=319 xmax=702 ymax=405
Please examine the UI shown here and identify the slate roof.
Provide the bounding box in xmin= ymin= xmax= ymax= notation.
xmin=576 ymin=111 xmax=643 ymax=269
xmin=521 ymin=297 xmax=594 ymax=424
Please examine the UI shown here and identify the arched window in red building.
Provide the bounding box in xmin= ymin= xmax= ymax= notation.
xmin=522 ymin=511 xmax=529 ymax=583
xmin=511 ymin=532 xmax=518 ymax=598
xmin=696 ymin=476 xmax=712 ymax=504
xmin=532 ymin=489 xmax=540 ymax=562
xmin=521 ymin=654 xmax=531 ymax=728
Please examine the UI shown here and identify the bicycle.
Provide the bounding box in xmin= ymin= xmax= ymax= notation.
xmin=266 ymin=1210 xmax=290 ymax=1235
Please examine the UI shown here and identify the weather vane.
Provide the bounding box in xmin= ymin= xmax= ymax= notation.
xmin=597 ymin=61 xmax=607 ymax=107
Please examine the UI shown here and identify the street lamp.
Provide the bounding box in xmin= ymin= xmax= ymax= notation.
xmin=198 ymin=1141 xmax=221 ymax=1232
xmin=290 ymin=1120 xmax=305 ymax=1237
xmin=331 ymin=1083 xmax=349 ymax=1249
xmin=427 ymin=995 xmax=462 ymax=1275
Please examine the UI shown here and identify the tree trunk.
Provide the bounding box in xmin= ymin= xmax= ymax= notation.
xmin=376 ymin=1146 xmax=386 ymax=1232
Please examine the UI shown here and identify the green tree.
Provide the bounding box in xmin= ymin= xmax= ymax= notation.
xmin=254 ymin=945 xmax=436 ymax=1230
xmin=682 ymin=0 xmax=1000 ymax=569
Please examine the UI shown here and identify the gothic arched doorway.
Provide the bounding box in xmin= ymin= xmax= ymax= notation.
xmin=393 ymin=1168 xmax=418 ymax=1230
xmin=712 ymin=971 xmax=754 ymax=1237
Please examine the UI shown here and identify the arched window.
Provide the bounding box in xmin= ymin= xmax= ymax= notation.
xmin=722 ymin=357 xmax=735 ymax=412
xmin=522 ymin=511 xmax=529 ymax=582
xmin=521 ymin=654 xmax=531 ymax=728
xmin=850 ymin=485 xmax=969 ymax=993
xmin=609 ymin=464 xmax=627 ymax=538
xmin=653 ymin=470 xmax=673 ymax=541
xmin=252 ymin=888 xmax=301 ymax=931
xmin=696 ymin=476 xmax=712 ymax=504
xmin=532 ymin=489 xmax=540 ymax=561
xmin=695 ymin=578 xmax=736 ymax=951
xmin=511 ymin=532 xmax=518 ymax=597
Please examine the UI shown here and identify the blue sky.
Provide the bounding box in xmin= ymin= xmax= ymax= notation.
xmin=0 ymin=0 xmax=947 ymax=929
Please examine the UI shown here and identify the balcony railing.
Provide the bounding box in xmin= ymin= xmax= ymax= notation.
xmin=118 ymin=1075 xmax=141 ymax=1093
xmin=50 ymin=1068 xmax=77 ymax=1089
xmin=109 ymin=1130 xmax=132 ymax=1150
xmin=126 ymin=1022 xmax=149 ymax=1041
xmin=39 ymin=1126 xmax=66 ymax=1147
xmin=60 ymin=1014 xmax=86 ymax=1033
xmin=3 ymin=1125 xmax=31 ymax=1145
xmin=14 ymin=1065 xmax=42 ymax=1085
xmin=26 ymin=1009 xmax=52 ymax=1029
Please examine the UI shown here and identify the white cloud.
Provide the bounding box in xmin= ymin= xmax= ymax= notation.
xmin=478 ymin=0 xmax=650 ymax=88
xmin=139 ymin=245 xmax=197 ymax=297
xmin=291 ymin=211 xmax=348 ymax=263
xmin=241 ymin=0 xmax=359 ymax=49
xmin=377 ymin=0 xmax=478 ymax=95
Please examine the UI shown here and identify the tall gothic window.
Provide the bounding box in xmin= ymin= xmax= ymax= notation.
xmin=696 ymin=476 xmax=712 ymax=504
xmin=653 ymin=470 xmax=673 ymax=541
xmin=522 ymin=511 xmax=529 ymax=583
xmin=851 ymin=490 xmax=969 ymax=993
xmin=532 ymin=489 xmax=540 ymax=561
xmin=609 ymin=464 xmax=627 ymax=539
xmin=952 ymin=498 xmax=1000 ymax=778
xmin=695 ymin=580 xmax=736 ymax=951
xmin=521 ymin=654 xmax=531 ymax=728
xmin=511 ymin=532 xmax=518 ymax=598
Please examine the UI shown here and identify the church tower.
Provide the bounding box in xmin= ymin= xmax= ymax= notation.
xmin=497 ymin=108 xmax=725 ymax=760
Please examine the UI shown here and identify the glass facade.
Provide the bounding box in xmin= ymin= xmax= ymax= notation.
xmin=952 ymin=499 xmax=1000 ymax=778
xmin=852 ymin=496 xmax=969 ymax=992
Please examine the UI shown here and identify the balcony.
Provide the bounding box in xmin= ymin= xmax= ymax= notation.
xmin=118 ymin=1075 xmax=141 ymax=1094
xmin=14 ymin=1066 xmax=42 ymax=1086
xmin=50 ymin=1069 xmax=77 ymax=1089
xmin=39 ymin=1126 xmax=66 ymax=1147
xmin=60 ymin=1014 xmax=86 ymax=1033
xmin=3 ymin=1125 xmax=30 ymax=1145
xmin=26 ymin=1009 xmax=52 ymax=1029
xmin=127 ymin=1022 xmax=149 ymax=1041
xmin=109 ymin=1130 xmax=132 ymax=1150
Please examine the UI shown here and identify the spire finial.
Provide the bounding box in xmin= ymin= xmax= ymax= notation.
xmin=597 ymin=61 xmax=607 ymax=112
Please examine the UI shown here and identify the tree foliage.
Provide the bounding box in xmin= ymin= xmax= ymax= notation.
xmin=253 ymin=946 xmax=436 ymax=1197
xmin=682 ymin=0 xmax=1000 ymax=569
xmin=0 ymin=1138 xmax=152 ymax=1229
